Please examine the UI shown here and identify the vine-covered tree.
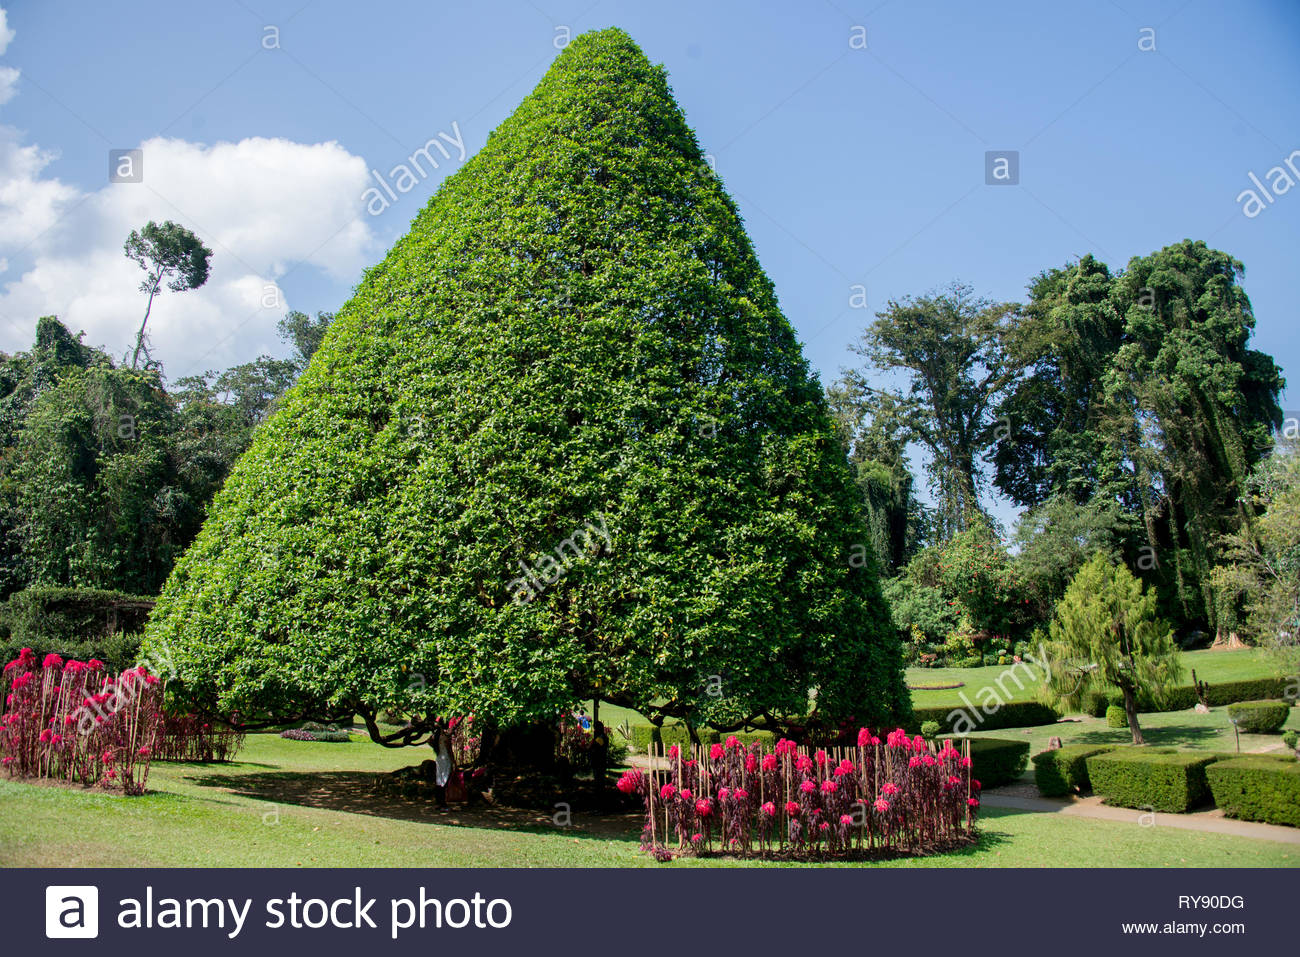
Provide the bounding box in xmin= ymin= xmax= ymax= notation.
xmin=145 ymin=29 xmax=909 ymax=758
xmin=1044 ymin=553 xmax=1182 ymax=744
xmin=849 ymin=282 xmax=1021 ymax=540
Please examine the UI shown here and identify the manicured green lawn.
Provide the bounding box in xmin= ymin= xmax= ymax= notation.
xmin=907 ymin=647 xmax=1285 ymax=709
xmin=1 ymin=730 xmax=1295 ymax=868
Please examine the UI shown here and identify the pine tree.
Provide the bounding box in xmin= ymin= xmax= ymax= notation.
xmin=145 ymin=29 xmax=908 ymax=753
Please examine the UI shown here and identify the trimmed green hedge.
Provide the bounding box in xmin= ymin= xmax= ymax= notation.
xmin=1225 ymin=699 xmax=1291 ymax=734
xmin=627 ymin=723 xmax=723 ymax=752
xmin=1084 ymin=677 xmax=1294 ymax=717
xmin=1207 ymin=755 xmax=1300 ymax=827
xmin=912 ymin=700 xmax=1060 ymax=734
xmin=1085 ymin=748 xmax=1225 ymax=812
xmin=939 ymin=736 xmax=1030 ymax=790
xmin=1106 ymin=704 xmax=1128 ymax=728
xmin=0 ymin=588 xmax=154 ymax=673
xmin=1032 ymin=744 xmax=1119 ymax=797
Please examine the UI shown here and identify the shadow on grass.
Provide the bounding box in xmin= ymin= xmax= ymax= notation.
xmin=1063 ymin=724 xmax=1227 ymax=748
xmin=187 ymin=770 xmax=640 ymax=842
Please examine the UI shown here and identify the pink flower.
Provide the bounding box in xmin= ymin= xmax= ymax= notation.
xmin=38 ymin=729 xmax=53 ymax=743
xmin=717 ymin=787 xmax=731 ymax=802
xmin=839 ymin=814 xmax=854 ymax=825
xmin=761 ymin=754 xmax=778 ymax=772
xmin=137 ymin=746 xmax=151 ymax=757
xmin=815 ymin=749 xmax=828 ymax=766
xmin=744 ymin=753 xmax=758 ymax=774
xmin=615 ymin=769 xmax=643 ymax=794
xmin=668 ymin=745 xmax=680 ymax=759
xmin=947 ymin=775 xmax=962 ymax=786
xmin=820 ymin=779 xmax=837 ymax=793
xmin=959 ymin=756 xmax=972 ymax=768
xmin=709 ymin=743 xmax=724 ymax=761
xmin=833 ymin=764 xmax=851 ymax=777
xmin=726 ymin=735 xmax=740 ymax=749
xmin=818 ymin=821 xmax=829 ymax=832
xmin=908 ymin=756 xmax=921 ymax=768
xmin=43 ymin=652 xmax=64 ymax=669
xmin=691 ymin=832 xmax=703 ymax=843
xmin=972 ymin=779 xmax=981 ymax=790
xmin=660 ymin=784 xmax=677 ymax=800
xmin=912 ymin=735 xmax=926 ymax=752
xmin=922 ymin=754 xmax=937 ymax=767
xmin=967 ymin=797 xmax=980 ymax=807
xmin=762 ymin=801 xmax=777 ymax=816
xmin=800 ymin=780 xmax=816 ymax=794
xmin=775 ymin=738 xmax=797 ymax=756
xmin=857 ymin=727 xmax=872 ymax=746
xmin=87 ymin=659 xmax=104 ymax=671
xmin=873 ymin=798 xmax=890 ymax=813
xmin=795 ymin=754 xmax=813 ymax=772
xmin=881 ymin=782 xmax=899 ymax=796
xmin=784 ymin=800 xmax=800 ymax=816
xmin=680 ymin=789 xmax=692 ymax=801
xmin=734 ymin=788 xmax=748 ymax=800
xmin=695 ymin=799 xmax=712 ymax=817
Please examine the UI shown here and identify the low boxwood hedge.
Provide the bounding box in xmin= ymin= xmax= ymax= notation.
xmin=1206 ymin=755 xmax=1300 ymax=827
xmin=1225 ymin=699 xmax=1291 ymax=734
xmin=912 ymin=699 xmax=1060 ymax=734
xmin=1085 ymin=748 xmax=1225 ymax=812
xmin=627 ymin=723 xmax=724 ymax=753
xmin=1032 ymin=744 xmax=1119 ymax=797
xmin=1084 ymin=676 xmax=1294 ymax=717
xmin=937 ymin=736 xmax=1030 ymax=789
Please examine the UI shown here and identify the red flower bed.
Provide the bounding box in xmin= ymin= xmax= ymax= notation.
xmin=154 ymin=714 xmax=246 ymax=762
xmin=1 ymin=648 xmax=163 ymax=794
xmin=618 ymin=727 xmax=979 ymax=860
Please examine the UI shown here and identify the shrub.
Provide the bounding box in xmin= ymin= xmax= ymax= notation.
xmin=1206 ymin=756 xmax=1300 ymax=827
xmin=0 ymin=588 xmax=153 ymax=648
xmin=1282 ymin=730 xmax=1298 ymax=750
xmin=1085 ymin=748 xmax=1224 ymax=812
xmin=920 ymin=720 xmax=941 ymax=737
xmin=1225 ymin=699 xmax=1291 ymax=734
xmin=938 ymin=736 xmax=1029 ymax=789
xmin=279 ymin=723 xmax=352 ymax=743
xmin=1080 ymin=676 xmax=1294 ymax=716
xmin=623 ymin=727 xmax=978 ymax=860
xmin=1032 ymin=744 xmax=1119 ymax=796
xmin=1106 ymin=704 xmax=1128 ymax=728
xmin=912 ymin=699 xmax=1059 ymax=734
xmin=154 ymin=714 xmax=245 ymax=762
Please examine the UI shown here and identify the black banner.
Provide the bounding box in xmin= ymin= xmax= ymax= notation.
xmin=4 ymin=867 xmax=1287 ymax=954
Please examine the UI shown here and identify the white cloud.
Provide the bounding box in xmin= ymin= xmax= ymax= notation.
xmin=0 ymin=8 xmax=378 ymax=375
xmin=0 ymin=10 xmax=18 ymax=104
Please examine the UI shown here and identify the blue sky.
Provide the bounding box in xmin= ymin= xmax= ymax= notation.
xmin=0 ymin=0 xmax=1296 ymax=522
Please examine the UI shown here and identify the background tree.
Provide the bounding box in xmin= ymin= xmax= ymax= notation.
xmin=1044 ymin=553 xmax=1182 ymax=744
xmin=123 ymin=221 xmax=213 ymax=370
xmin=850 ymin=282 xmax=1021 ymax=540
xmin=145 ymin=29 xmax=910 ymax=760
xmin=277 ymin=310 xmax=334 ymax=370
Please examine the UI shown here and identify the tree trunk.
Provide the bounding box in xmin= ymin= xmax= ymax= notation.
xmin=1122 ymin=685 xmax=1145 ymax=745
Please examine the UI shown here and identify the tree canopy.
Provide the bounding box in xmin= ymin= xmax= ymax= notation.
xmin=145 ymin=29 xmax=909 ymax=744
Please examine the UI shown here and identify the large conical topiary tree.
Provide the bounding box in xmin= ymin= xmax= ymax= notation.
xmin=145 ymin=28 xmax=908 ymax=756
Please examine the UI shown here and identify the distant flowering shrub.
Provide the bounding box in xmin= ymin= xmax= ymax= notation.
xmin=630 ymin=728 xmax=979 ymax=860
xmin=154 ymin=713 xmax=245 ymax=762
xmin=1 ymin=648 xmax=162 ymax=794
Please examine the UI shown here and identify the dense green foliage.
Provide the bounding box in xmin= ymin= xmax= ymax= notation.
xmin=1206 ymin=755 xmax=1300 ymax=827
xmin=0 ymin=313 xmax=328 ymax=601
xmin=1032 ymin=744 xmax=1118 ymax=796
xmin=911 ymin=699 xmax=1059 ymax=734
xmin=146 ymin=29 xmax=908 ymax=741
xmin=941 ymin=736 xmax=1029 ymax=789
xmin=1085 ymin=748 xmax=1223 ymax=812
xmin=1225 ymin=699 xmax=1291 ymax=733
xmin=1044 ymin=554 xmax=1182 ymax=743
xmin=992 ymin=244 xmax=1284 ymax=633
xmin=1083 ymin=675 xmax=1295 ymax=716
